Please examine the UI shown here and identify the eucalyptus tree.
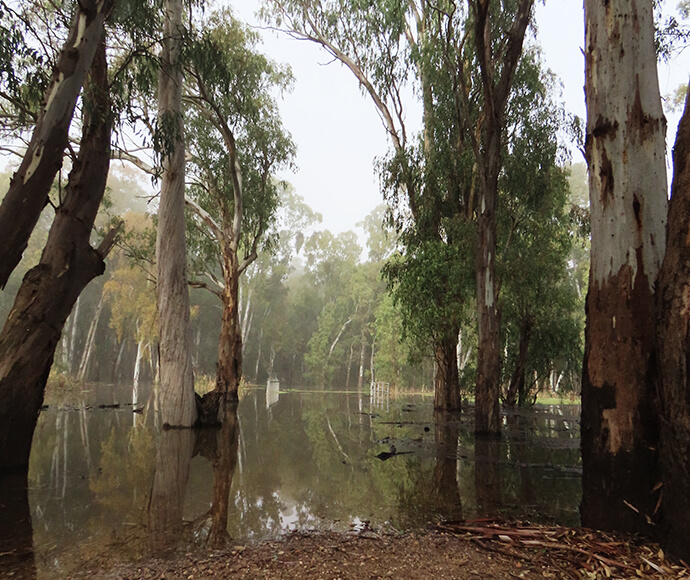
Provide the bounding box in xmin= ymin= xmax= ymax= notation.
xmin=0 ymin=38 xmax=116 ymax=473
xmin=497 ymin=54 xmax=583 ymax=407
xmin=581 ymin=0 xmax=668 ymax=534
xmin=263 ymin=0 xmax=535 ymax=433
xmin=183 ymin=9 xmax=295 ymax=416
xmin=156 ymin=0 xmax=197 ymax=427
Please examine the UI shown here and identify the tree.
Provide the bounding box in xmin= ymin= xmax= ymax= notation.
xmin=183 ymin=9 xmax=295 ymax=417
xmin=470 ymin=0 xmax=535 ymax=435
xmin=581 ymin=0 xmax=667 ymax=533
xmin=263 ymin=1 xmax=536 ymax=429
xmin=156 ymin=0 xmax=196 ymax=427
xmin=0 ymin=39 xmax=117 ymax=472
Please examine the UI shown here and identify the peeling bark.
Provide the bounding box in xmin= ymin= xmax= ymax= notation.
xmin=581 ymin=0 xmax=667 ymax=534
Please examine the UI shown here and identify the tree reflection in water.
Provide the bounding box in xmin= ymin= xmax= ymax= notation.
xmin=148 ymin=428 xmax=194 ymax=554
xmin=474 ymin=435 xmax=503 ymax=515
xmin=432 ymin=410 xmax=462 ymax=519
xmin=196 ymin=400 xmax=240 ymax=548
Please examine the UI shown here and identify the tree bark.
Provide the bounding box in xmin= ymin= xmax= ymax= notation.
xmin=0 ymin=40 xmax=114 ymax=473
xmin=76 ymin=292 xmax=104 ymax=381
xmin=472 ymin=0 xmax=534 ymax=436
xmin=433 ymin=335 xmax=461 ymax=412
xmin=0 ymin=0 xmax=112 ymax=289
xmin=655 ymin=87 xmax=690 ymax=561
xmin=216 ymin=253 xmax=242 ymax=400
xmin=505 ymin=316 xmax=532 ymax=409
xmin=581 ymin=0 xmax=667 ymax=534
xmin=156 ymin=0 xmax=196 ymax=427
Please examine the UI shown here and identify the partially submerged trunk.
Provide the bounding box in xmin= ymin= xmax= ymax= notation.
xmin=0 ymin=0 xmax=112 ymax=288
xmin=581 ymin=0 xmax=667 ymax=534
xmin=216 ymin=255 xmax=242 ymax=399
xmin=198 ymin=250 xmax=242 ymax=426
xmin=433 ymin=335 xmax=461 ymax=412
xmin=655 ymin=88 xmax=690 ymax=561
xmin=156 ymin=0 xmax=196 ymax=427
xmin=0 ymin=42 xmax=115 ymax=473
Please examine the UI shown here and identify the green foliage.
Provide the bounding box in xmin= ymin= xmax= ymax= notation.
xmin=184 ymin=8 xmax=295 ymax=284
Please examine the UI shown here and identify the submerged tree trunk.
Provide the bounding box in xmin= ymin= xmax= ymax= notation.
xmin=0 ymin=1 xmax=112 ymax=289
xmin=0 ymin=42 xmax=115 ymax=473
xmin=433 ymin=335 xmax=461 ymax=412
xmin=156 ymin=0 xmax=196 ymax=427
xmin=655 ymin=88 xmax=690 ymax=561
xmin=581 ymin=0 xmax=667 ymax=534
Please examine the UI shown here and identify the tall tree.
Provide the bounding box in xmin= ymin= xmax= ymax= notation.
xmin=156 ymin=0 xmax=196 ymax=427
xmin=470 ymin=0 xmax=534 ymax=434
xmin=0 ymin=39 xmax=117 ymax=472
xmin=581 ymin=0 xmax=667 ymax=533
xmin=183 ymin=9 xmax=295 ymax=418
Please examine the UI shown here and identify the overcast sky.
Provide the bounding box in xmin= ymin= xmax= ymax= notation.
xmin=234 ymin=1 xmax=690 ymax=238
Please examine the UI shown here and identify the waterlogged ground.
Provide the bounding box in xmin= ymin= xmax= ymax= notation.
xmin=1 ymin=384 xmax=582 ymax=578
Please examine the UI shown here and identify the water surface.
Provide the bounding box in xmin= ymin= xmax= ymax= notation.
xmin=2 ymin=384 xmax=581 ymax=578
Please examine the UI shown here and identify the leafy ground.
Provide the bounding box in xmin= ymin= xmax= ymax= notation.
xmin=77 ymin=523 xmax=688 ymax=580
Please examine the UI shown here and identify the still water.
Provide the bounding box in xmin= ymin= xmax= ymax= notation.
xmin=2 ymin=383 xmax=580 ymax=578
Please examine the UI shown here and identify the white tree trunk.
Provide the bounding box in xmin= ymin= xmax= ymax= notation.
xmin=581 ymin=0 xmax=667 ymax=533
xmin=76 ymin=293 xmax=104 ymax=382
xmin=156 ymin=0 xmax=196 ymax=427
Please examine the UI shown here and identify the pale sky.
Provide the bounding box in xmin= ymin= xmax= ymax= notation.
xmin=235 ymin=1 xmax=690 ymax=237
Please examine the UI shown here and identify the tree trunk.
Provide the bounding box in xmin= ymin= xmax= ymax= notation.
xmin=0 ymin=0 xmax=112 ymax=289
xmin=655 ymin=88 xmax=690 ymax=561
xmin=471 ymin=0 xmax=534 ymax=435
xmin=433 ymin=335 xmax=461 ymax=412
xmin=216 ymin=257 xmax=242 ymax=399
xmin=357 ymin=330 xmax=367 ymax=391
xmin=581 ymin=0 xmax=667 ymax=534
xmin=156 ymin=0 xmax=196 ymax=427
xmin=0 ymin=41 xmax=114 ymax=473
xmin=76 ymin=292 xmax=104 ymax=381
xmin=505 ymin=316 xmax=532 ymax=409
xmin=67 ymin=295 xmax=82 ymax=374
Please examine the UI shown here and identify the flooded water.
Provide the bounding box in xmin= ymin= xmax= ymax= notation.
xmin=1 ymin=383 xmax=581 ymax=578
